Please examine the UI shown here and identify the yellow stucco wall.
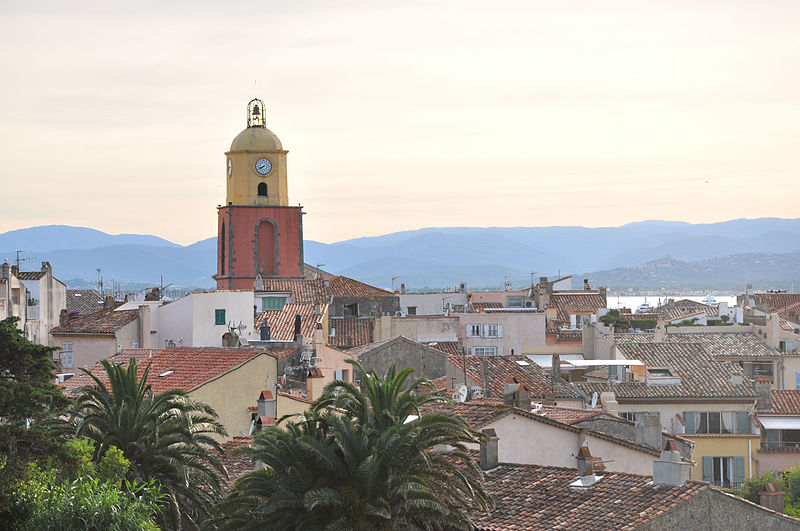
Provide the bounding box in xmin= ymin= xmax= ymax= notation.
xmin=277 ymin=393 xmax=312 ymax=420
xmin=188 ymin=353 xmax=277 ymax=441
xmin=226 ymin=150 xmax=288 ymax=206
xmin=684 ymin=434 xmax=760 ymax=481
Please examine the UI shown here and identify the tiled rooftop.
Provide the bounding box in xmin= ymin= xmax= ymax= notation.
xmin=254 ymin=303 xmax=327 ymax=341
xmin=768 ymin=390 xmax=800 ymax=415
xmin=548 ymin=291 xmax=607 ymax=329
xmin=657 ymin=299 xmax=719 ymax=320
xmin=66 ymin=289 xmax=105 ymax=316
xmin=60 ymin=347 xmax=268 ymax=395
xmin=18 ymin=271 xmax=46 ymax=280
xmin=447 ymin=355 xmax=582 ymax=400
xmin=424 ymin=341 xmax=461 ymax=356
xmin=51 ymin=305 xmax=137 ymax=335
xmin=327 ymin=317 xmax=373 ymax=349
xmin=472 ymin=302 xmax=502 ymax=313
xmin=327 ymin=275 xmax=394 ymax=298
xmin=579 ymin=342 xmax=755 ymax=401
xmin=257 ymin=278 xmax=328 ymax=304
xmin=615 ymin=332 xmax=780 ymax=358
xmin=534 ymin=404 xmax=604 ymax=424
xmin=217 ymin=436 xmax=255 ymax=486
xmin=474 ymin=464 xmax=709 ymax=530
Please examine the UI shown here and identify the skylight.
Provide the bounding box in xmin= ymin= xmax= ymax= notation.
xmin=159 ymin=370 xmax=175 ymax=377
xmin=515 ymin=360 xmax=530 ymax=366
xmin=647 ymin=368 xmax=673 ymax=378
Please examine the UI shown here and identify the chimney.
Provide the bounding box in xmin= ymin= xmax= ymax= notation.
xmin=400 ymin=283 xmax=406 ymax=295
xmin=584 ymin=279 xmax=591 ymax=291
xmin=576 ymin=441 xmax=594 ymax=477
xmin=479 ymin=428 xmax=499 ymax=470
xmin=760 ymin=482 xmax=785 ymax=514
xmin=552 ymin=354 xmax=561 ymax=382
xmin=600 ymin=392 xmax=618 ymax=416
xmin=257 ymin=390 xmax=276 ymax=418
xmin=306 ymin=368 xmax=325 ymax=401
xmin=260 ymin=326 xmax=271 ymax=340
xmin=755 ymin=382 xmax=772 ymax=412
xmin=652 ymin=440 xmax=691 ymax=486
xmin=599 ymin=286 xmax=607 ymax=301
xmin=103 ymin=295 xmax=114 ymax=309
xmin=294 ymin=314 xmax=302 ymax=338
xmin=503 ymin=382 xmax=531 ymax=408
xmin=59 ymin=309 xmax=68 ymax=327
xmin=634 ymin=414 xmax=662 ymax=449
xmin=654 ymin=315 xmax=665 ymax=343
xmin=767 ymin=312 xmax=780 ymax=349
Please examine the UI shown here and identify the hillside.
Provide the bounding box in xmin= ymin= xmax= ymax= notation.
xmin=2 ymin=219 xmax=799 ymax=290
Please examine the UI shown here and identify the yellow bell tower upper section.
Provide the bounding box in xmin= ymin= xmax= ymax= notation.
xmin=225 ymin=99 xmax=289 ymax=206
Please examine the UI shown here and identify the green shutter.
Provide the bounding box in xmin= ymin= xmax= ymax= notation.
xmin=702 ymin=456 xmax=713 ymax=482
xmin=262 ymin=297 xmax=286 ymax=310
xmin=733 ymin=457 xmax=745 ymax=487
xmin=215 ymin=309 xmax=226 ymax=325
xmin=683 ymin=411 xmax=696 ymax=434
xmin=736 ymin=411 xmax=750 ymax=434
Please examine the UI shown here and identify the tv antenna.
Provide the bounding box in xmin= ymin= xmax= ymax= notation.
xmin=15 ymin=250 xmax=30 ymax=270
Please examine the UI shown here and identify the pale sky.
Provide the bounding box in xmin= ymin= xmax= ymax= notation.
xmin=1 ymin=0 xmax=798 ymax=245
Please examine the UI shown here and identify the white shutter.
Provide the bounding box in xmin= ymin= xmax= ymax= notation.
xmin=497 ymin=324 xmax=503 ymax=338
xmin=482 ymin=324 xmax=489 ymax=338
xmin=496 ymin=346 xmax=502 ymax=355
xmin=335 ymin=369 xmax=343 ymax=381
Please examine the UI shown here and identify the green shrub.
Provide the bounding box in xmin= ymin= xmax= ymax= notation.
xmin=735 ymin=471 xmax=779 ymax=503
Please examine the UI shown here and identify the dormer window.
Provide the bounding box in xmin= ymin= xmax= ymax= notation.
xmin=647 ymin=368 xmax=673 ymax=378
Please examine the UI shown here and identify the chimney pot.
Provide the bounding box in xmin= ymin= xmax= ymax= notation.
xmin=760 ymin=482 xmax=786 ymax=514
xmin=652 ymin=438 xmax=691 ymax=486
xmin=576 ymin=441 xmax=594 ymax=477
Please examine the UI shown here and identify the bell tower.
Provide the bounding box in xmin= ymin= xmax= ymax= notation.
xmin=214 ymin=99 xmax=304 ymax=289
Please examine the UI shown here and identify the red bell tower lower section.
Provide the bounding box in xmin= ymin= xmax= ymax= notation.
xmin=214 ymin=205 xmax=304 ymax=290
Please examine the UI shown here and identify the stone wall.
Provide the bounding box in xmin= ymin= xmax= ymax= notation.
xmin=357 ymin=337 xmax=447 ymax=381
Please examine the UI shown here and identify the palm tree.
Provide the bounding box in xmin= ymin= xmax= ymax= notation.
xmin=212 ymin=361 xmax=492 ymax=530
xmin=65 ymin=358 xmax=227 ymax=529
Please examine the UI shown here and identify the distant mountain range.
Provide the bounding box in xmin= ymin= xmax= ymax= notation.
xmin=2 ymin=219 xmax=799 ymax=291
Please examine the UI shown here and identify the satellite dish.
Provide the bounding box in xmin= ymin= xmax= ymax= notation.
xmin=591 ymin=392 xmax=599 ymax=409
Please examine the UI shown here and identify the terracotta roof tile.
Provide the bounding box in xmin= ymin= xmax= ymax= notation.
xmin=616 ymin=332 xmax=779 ymax=358
xmin=424 ymin=341 xmax=461 ymax=356
xmin=548 ymin=291 xmax=607 ymax=328
xmin=217 ymin=436 xmax=255 ymax=486
xmin=474 ymin=464 xmax=708 ymax=530
xmin=254 ymin=303 xmax=327 ymax=341
xmin=579 ymin=342 xmax=755 ymax=401
xmin=51 ymin=305 xmax=137 ymax=335
xmin=327 ymin=317 xmax=373 ymax=349
xmin=60 ymin=347 xmax=269 ymax=395
xmin=18 ymin=271 xmax=46 ymax=280
xmin=65 ymin=289 xmax=105 ymax=316
xmin=657 ymin=299 xmax=719 ymax=320
xmin=327 ymin=276 xmax=394 ymax=298
xmin=472 ymin=302 xmax=503 ymax=313
xmin=534 ymin=405 xmax=604 ymax=424
xmin=257 ymin=278 xmax=328 ymax=304
xmin=769 ymin=390 xmax=800 ymax=415
xmin=448 ymin=355 xmax=581 ymax=400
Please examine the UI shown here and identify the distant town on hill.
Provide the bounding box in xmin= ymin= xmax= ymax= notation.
xmin=1 ymin=218 xmax=799 ymax=293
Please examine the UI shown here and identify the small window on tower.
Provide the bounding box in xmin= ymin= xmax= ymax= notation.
xmin=257 ymin=183 xmax=268 ymax=197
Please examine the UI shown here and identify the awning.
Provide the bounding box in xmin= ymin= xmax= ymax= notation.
xmin=759 ymin=416 xmax=800 ymax=430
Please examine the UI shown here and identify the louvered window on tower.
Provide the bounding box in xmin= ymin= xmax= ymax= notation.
xmin=258 ymin=182 xmax=267 ymax=197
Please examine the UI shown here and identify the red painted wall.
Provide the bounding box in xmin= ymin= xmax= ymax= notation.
xmin=215 ymin=205 xmax=304 ymax=289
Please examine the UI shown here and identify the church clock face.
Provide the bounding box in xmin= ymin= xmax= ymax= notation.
xmin=255 ymin=157 xmax=272 ymax=176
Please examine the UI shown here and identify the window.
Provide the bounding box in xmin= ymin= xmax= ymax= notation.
xmin=619 ymin=411 xmax=660 ymax=423
xmin=702 ymin=456 xmax=744 ymax=488
xmin=61 ymin=342 xmax=73 ymax=368
xmin=466 ymin=324 xmax=481 ymax=337
xmin=407 ymin=306 xmax=417 ymax=316
xmin=484 ymin=324 xmax=500 ymax=338
xmin=453 ymin=304 xmax=465 ymax=313
xmin=684 ymin=411 xmax=749 ymax=434
xmin=215 ymin=309 xmax=226 ymax=325
xmin=344 ymin=303 xmax=358 ymax=317
xmin=220 ymin=222 xmax=226 ymax=274
xmin=257 ymin=182 xmax=268 ymax=197
xmin=11 ymin=288 xmax=20 ymax=304
xmin=647 ymin=368 xmax=673 ymax=378
xmin=472 ymin=347 xmax=497 ymax=355
xmin=507 ymin=296 xmax=523 ymax=308
xmin=262 ymin=297 xmax=286 ymax=311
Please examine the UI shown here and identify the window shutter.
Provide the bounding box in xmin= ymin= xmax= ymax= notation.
xmin=335 ymin=369 xmax=343 ymax=381
xmin=683 ymin=412 xmax=696 ymax=434
xmin=497 ymin=324 xmax=503 ymax=338
xmin=733 ymin=457 xmax=745 ymax=486
xmin=215 ymin=309 xmax=226 ymax=325
xmin=736 ymin=411 xmax=750 ymax=434
xmin=482 ymin=324 xmax=489 ymax=338
xmin=702 ymin=457 xmax=713 ymax=482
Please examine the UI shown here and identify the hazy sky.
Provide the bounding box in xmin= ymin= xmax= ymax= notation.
xmin=1 ymin=1 xmax=798 ymax=245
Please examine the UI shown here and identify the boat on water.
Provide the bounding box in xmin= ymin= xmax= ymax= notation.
xmin=636 ymin=298 xmax=653 ymax=313
xmin=703 ymin=294 xmax=718 ymax=306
